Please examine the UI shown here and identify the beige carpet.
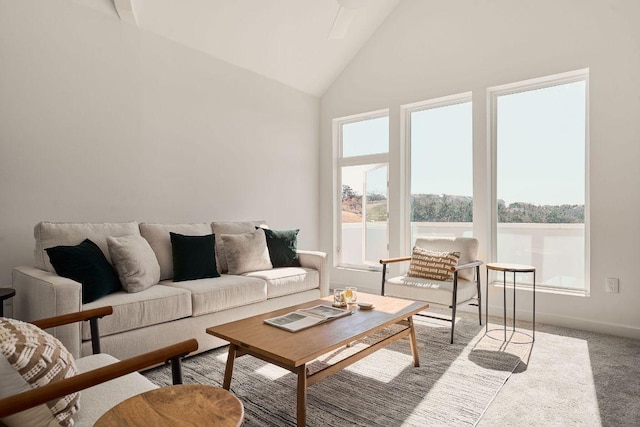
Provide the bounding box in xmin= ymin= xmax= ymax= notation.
xmin=144 ymin=313 xmax=532 ymax=426
xmin=478 ymin=320 xmax=640 ymax=427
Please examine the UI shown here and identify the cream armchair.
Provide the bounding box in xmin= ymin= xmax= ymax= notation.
xmin=380 ymin=237 xmax=482 ymax=343
xmin=0 ymin=306 xmax=198 ymax=426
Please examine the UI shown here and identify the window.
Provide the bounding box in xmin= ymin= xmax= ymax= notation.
xmin=335 ymin=112 xmax=389 ymax=269
xmin=491 ymin=70 xmax=588 ymax=291
xmin=405 ymin=94 xmax=473 ymax=247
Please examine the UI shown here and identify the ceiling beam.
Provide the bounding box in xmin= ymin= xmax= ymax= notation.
xmin=113 ymin=0 xmax=137 ymax=25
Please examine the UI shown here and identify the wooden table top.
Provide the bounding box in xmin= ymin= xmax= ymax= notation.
xmin=94 ymin=384 xmax=244 ymax=427
xmin=486 ymin=262 xmax=536 ymax=273
xmin=207 ymin=293 xmax=428 ymax=368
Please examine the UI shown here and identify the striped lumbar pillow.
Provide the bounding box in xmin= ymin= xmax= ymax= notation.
xmin=0 ymin=317 xmax=80 ymax=427
xmin=407 ymin=246 xmax=461 ymax=281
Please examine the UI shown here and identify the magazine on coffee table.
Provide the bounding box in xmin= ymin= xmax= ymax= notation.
xmin=264 ymin=304 xmax=352 ymax=332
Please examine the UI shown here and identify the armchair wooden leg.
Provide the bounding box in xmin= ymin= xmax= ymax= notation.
xmin=170 ymin=356 xmax=184 ymax=385
xmin=89 ymin=318 xmax=101 ymax=355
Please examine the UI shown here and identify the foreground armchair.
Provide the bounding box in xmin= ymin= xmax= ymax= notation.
xmin=0 ymin=306 xmax=198 ymax=426
xmin=380 ymin=237 xmax=483 ymax=344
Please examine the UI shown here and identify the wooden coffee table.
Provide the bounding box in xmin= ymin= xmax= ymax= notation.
xmin=207 ymin=293 xmax=428 ymax=426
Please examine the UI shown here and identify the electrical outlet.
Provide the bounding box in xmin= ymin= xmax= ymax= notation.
xmin=605 ymin=277 xmax=619 ymax=293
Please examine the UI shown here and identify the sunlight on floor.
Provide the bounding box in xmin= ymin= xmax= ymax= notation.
xmin=343 ymin=348 xmax=413 ymax=384
xmin=254 ymin=364 xmax=290 ymax=381
xmin=214 ymin=350 xmax=294 ymax=381
xmin=541 ymin=333 xmax=602 ymax=424
xmin=477 ymin=329 xmax=603 ymax=426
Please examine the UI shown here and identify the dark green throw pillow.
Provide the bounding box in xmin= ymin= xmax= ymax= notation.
xmin=261 ymin=228 xmax=301 ymax=268
xmin=170 ymin=232 xmax=220 ymax=282
xmin=46 ymin=238 xmax=122 ymax=304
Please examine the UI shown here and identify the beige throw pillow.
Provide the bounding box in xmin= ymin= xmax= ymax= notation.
xmin=0 ymin=318 xmax=80 ymax=427
xmin=407 ymin=246 xmax=460 ymax=281
xmin=211 ymin=220 xmax=267 ymax=273
xmin=107 ymin=235 xmax=161 ymax=293
xmin=221 ymin=229 xmax=272 ymax=275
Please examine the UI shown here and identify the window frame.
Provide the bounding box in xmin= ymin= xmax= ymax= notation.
xmin=488 ymin=68 xmax=590 ymax=294
xmin=333 ymin=109 xmax=390 ymax=270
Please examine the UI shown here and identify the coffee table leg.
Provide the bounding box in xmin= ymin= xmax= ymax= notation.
xmin=408 ymin=316 xmax=420 ymax=367
xmin=296 ymin=365 xmax=307 ymax=427
xmin=223 ymin=344 xmax=238 ymax=390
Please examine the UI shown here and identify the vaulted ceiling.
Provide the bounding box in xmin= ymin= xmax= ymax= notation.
xmin=91 ymin=0 xmax=400 ymax=96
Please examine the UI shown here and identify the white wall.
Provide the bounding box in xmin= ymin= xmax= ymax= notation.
xmin=0 ymin=0 xmax=320 ymax=286
xmin=321 ymin=0 xmax=640 ymax=338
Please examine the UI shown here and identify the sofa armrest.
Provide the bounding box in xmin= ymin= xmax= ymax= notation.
xmin=12 ymin=266 xmax=83 ymax=358
xmin=297 ymin=250 xmax=329 ymax=297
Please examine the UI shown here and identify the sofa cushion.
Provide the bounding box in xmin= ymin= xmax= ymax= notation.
xmin=34 ymin=221 xmax=140 ymax=273
xmin=162 ymin=275 xmax=267 ymax=317
xmin=244 ymin=267 xmax=319 ymax=299
xmin=46 ymin=238 xmax=123 ymax=304
xmin=221 ymin=229 xmax=272 ymax=275
xmin=262 ymin=228 xmax=301 ymax=268
xmin=170 ymin=233 xmax=220 ymax=282
xmin=139 ymin=223 xmax=212 ymax=281
xmin=74 ymin=354 xmax=157 ymax=427
xmin=0 ymin=318 xmax=80 ymax=427
xmin=81 ymin=285 xmax=192 ymax=340
xmin=211 ymin=220 xmax=267 ymax=274
xmin=385 ymin=275 xmax=478 ymax=306
xmin=107 ymin=235 xmax=161 ymax=293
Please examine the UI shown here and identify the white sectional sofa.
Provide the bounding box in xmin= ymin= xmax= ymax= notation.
xmin=11 ymin=221 xmax=329 ymax=360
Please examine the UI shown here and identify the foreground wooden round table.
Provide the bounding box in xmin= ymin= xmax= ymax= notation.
xmin=95 ymin=384 xmax=244 ymax=427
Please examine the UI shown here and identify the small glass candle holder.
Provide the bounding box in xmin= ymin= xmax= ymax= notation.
xmin=344 ymin=287 xmax=357 ymax=304
xmin=333 ymin=288 xmax=346 ymax=307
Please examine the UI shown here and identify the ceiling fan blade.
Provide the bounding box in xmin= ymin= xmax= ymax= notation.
xmin=328 ymin=6 xmax=357 ymax=39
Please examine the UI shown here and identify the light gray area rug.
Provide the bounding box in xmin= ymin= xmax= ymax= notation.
xmin=144 ymin=313 xmax=531 ymax=426
xmin=478 ymin=321 xmax=640 ymax=427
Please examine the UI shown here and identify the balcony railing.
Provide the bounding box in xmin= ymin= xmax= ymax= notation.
xmin=341 ymin=221 xmax=585 ymax=290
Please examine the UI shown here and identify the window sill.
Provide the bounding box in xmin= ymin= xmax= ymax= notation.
xmin=490 ymin=281 xmax=589 ymax=297
xmin=336 ymin=265 xmax=382 ymax=273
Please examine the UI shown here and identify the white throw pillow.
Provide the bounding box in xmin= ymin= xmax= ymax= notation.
xmin=211 ymin=220 xmax=267 ymax=273
xmin=0 ymin=318 xmax=80 ymax=427
xmin=107 ymin=235 xmax=161 ymax=293
xmin=221 ymin=229 xmax=272 ymax=275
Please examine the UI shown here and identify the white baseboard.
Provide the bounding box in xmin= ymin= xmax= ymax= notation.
xmin=484 ymin=303 xmax=640 ymax=340
xmin=529 ymin=311 xmax=640 ymax=340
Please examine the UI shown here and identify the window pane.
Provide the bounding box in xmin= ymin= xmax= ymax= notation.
xmin=342 ymin=116 xmax=388 ymax=157
xmin=365 ymin=166 xmax=388 ymax=264
xmin=496 ymin=80 xmax=586 ymax=289
xmin=409 ymin=102 xmax=473 ymax=245
xmin=341 ymin=164 xmax=388 ymax=266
